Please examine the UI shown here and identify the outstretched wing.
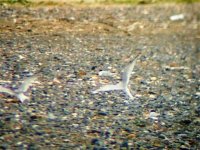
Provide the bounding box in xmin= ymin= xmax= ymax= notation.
xmin=121 ymin=55 xmax=140 ymax=86
xmin=92 ymin=82 xmax=124 ymax=94
xmin=0 ymin=85 xmax=15 ymax=96
xmin=16 ymin=93 xmax=29 ymax=103
xmin=124 ymin=87 xmax=134 ymax=99
xmin=18 ymin=76 xmax=38 ymax=93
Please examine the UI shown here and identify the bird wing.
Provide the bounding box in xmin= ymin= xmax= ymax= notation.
xmin=16 ymin=93 xmax=29 ymax=103
xmin=121 ymin=55 xmax=139 ymax=86
xmin=92 ymin=82 xmax=124 ymax=94
xmin=18 ymin=76 xmax=38 ymax=93
xmin=124 ymin=87 xmax=134 ymax=99
xmin=0 ymin=85 xmax=15 ymax=96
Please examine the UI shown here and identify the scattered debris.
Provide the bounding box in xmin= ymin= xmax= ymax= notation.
xmin=170 ymin=14 xmax=185 ymax=21
xmin=164 ymin=65 xmax=190 ymax=70
xmin=98 ymin=70 xmax=114 ymax=77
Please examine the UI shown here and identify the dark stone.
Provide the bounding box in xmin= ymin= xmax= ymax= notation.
xmin=0 ymin=120 xmax=5 ymax=128
xmin=98 ymin=111 xmax=109 ymax=116
xmin=91 ymin=138 xmax=100 ymax=145
xmin=140 ymin=80 xmax=147 ymax=85
xmin=110 ymin=140 xmax=117 ymax=145
xmin=26 ymin=44 xmax=32 ymax=49
xmin=39 ymin=48 xmax=46 ymax=53
xmin=123 ymin=127 xmax=132 ymax=133
xmin=90 ymin=130 xmax=101 ymax=134
xmin=195 ymin=106 xmax=200 ymax=117
xmin=27 ymin=143 xmax=38 ymax=150
xmin=91 ymin=66 xmax=97 ymax=70
xmin=0 ymin=144 xmax=8 ymax=150
xmin=0 ymin=111 xmax=4 ymax=116
xmin=35 ymin=131 xmax=45 ymax=136
xmin=120 ymin=140 xmax=129 ymax=148
xmin=4 ymin=116 xmax=12 ymax=121
xmin=179 ymin=119 xmax=192 ymax=125
xmin=93 ymin=147 xmax=98 ymax=150
xmin=27 ymin=29 xmax=32 ymax=32
xmin=30 ymin=115 xmax=38 ymax=120
xmin=104 ymin=131 xmax=111 ymax=138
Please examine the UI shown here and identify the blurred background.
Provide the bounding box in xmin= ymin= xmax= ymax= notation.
xmin=1 ymin=0 xmax=200 ymax=4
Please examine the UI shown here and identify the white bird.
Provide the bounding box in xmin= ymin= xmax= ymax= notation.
xmin=92 ymin=55 xmax=140 ymax=99
xmin=0 ymin=76 xmax=38 ymax=103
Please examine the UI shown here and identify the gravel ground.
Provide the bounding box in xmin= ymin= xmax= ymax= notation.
xmin=0 ymin=3 xmax=200 ymax=149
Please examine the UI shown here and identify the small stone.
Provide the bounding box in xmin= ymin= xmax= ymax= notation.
xmin=0 ymin=144 xmax=8 ymax=149
xmin=98 ymin=111 xmax=109 ymax=116
xmin=123 ymin=127 xmax=132 ymax=133
xmin=98 ymin=71 xmax=113 ymax=77
xmin=149 ymin=94 xmax=157 ymax=99
xmin=150 ymin=77 xmax=157 ymax=81
xmin=195 ymin=92 xmax=200 ymax=97
xmin=120 ymin=140 xmax=129 ymax=148
xmin=48 ymin=113 xmax=56 ymax=120
xmin=170 ymin=14 xmax=184 ymax=21
xmin=149 ymin=111 xmax=160 ymax=120
xmin=180 ymin=145 xmax=190 ymax=150
xmin=91 ymin=138 xmax=100 ymax=145
xmin=179 ymin=119 xmax=192 ymax=125
xmin=91 ymin=66 xmax=97 ymax=70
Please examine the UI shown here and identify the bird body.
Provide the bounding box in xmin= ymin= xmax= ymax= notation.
xmin=0 ymin=76 xmax=38 ymax=103
xmin=92 ymin=55 xmax=140 ymax=99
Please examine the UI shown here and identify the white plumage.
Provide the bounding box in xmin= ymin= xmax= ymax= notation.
xmin=0 ymin=76 xmax=38 ymax=103
xmin=92 ymin=55 xmax=140 ymax=99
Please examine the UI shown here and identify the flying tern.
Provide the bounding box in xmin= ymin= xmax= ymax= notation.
xmin=92 ymin=55 xmax=140 ymax=99
xmin=0 ymin=76 xmax=38 ymax=103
